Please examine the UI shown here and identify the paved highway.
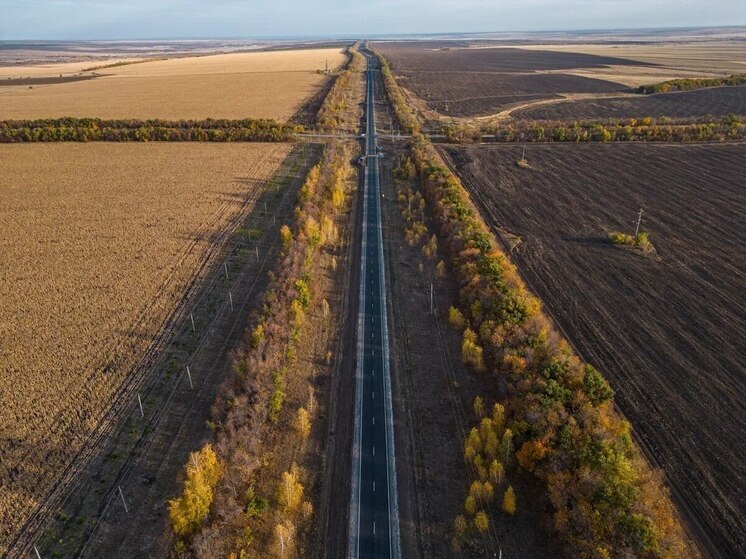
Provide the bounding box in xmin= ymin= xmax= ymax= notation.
xmin=348 ymin=49 xmax=401 ymax=559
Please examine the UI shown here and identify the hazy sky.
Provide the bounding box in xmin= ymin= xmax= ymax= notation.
xmin=1 ymin=0 xmax=745 ymax=40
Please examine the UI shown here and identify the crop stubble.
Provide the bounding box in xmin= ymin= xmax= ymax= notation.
xmin=439 ymin=142 xmax=746 ymax=559
xmin=0 ymin=48 xmax=346 ymax=121
xmin=0 ymin=142 xmax=291 ymax=554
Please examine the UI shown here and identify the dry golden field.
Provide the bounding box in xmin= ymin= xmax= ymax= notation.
xmin=0 ymin=142 xmax=291 ymax=553
xmin=0 ymin=48 xmax=346 ymax=120
xmin=519 ymin=41 xmax=746 ymax=86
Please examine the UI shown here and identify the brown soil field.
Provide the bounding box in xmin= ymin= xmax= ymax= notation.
xmin=513 ymin=84 xmax=746 ymax=120
xmin=439 ymin=142 xmax=746 ymax=559
xmin=0 ymin=142 xmax=291 ymax=556
xmin=374 ymin=43 xmax=637 ymax=117
xmin=0 ymin=48 xmax=346 ymax=121
xmin=374 ymin=40 xmax=746 ymax=120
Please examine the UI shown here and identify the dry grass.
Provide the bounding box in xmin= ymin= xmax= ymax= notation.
xmin=0 ymin=48 xmax=346 ymax=121
xmin=0 ymin=142 xmax=291 ymax=553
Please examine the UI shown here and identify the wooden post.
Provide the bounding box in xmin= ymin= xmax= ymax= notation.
xmin=224 ymin=261 xmax=228 ymax=279
xmin=137 ymin=394 xmax=144 ymax=418
xmin=255 ymin=246 xmax=259 ymax=262
xmin=229 ymin=291 xmax=234 ymax=312
xmin=186 ymin=366 xmax=193 ymax=390
xmin=33 ymin=546 xmax=42 ymax=559
xmin=190 ymin=312 xmax=195 ymax=332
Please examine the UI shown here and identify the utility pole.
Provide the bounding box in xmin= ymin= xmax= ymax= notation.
xmin=521 ymin=142 xmax=526 ymax=162
xmin=429 ymin=282 xmax=434 ymax=315
xmin=118 ymin=485 xmax=129 ymax=514
xmin=186 ymin=365 xmax=193 ymax=390
xmin=634 ymin=208 xmax=644 ymax=237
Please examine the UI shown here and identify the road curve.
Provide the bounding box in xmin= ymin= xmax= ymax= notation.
xmin=347 ymin=47 xmax=402 ymax=559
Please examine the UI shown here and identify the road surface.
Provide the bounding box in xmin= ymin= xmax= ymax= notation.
xmin=348 ymin=48 xmax=401 ymax=559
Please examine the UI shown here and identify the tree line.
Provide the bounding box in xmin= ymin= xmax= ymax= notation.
xmin=635 ymin=73 xmax=746 ymax=94
xmin=372 ymin=44 xmax=693 ymax=558
xmin=316 ymin=43 xmax=365 ymax=132
xmin=442 ymin=114 xmax=745 ymax=144
xmin=169 ymin=141 xmax=355 ymax=557
xmin=0 ymin=117 xmax=300 ymax=143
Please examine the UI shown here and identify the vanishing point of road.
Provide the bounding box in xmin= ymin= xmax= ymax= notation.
xmin=347 ymin=47 xmax=402 ymax=559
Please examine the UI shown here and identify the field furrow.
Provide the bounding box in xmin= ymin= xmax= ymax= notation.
xmin=440 ymin=141 xmax=746 ymax=558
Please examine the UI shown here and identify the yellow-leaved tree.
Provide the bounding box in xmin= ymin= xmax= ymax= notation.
xmin=169 ymin=444 xmax=222 ymax=537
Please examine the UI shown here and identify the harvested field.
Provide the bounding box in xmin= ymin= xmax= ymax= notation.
xmin=439 ymin=142 xmax=746 ymax=559
xmin=0 ymin=142 xmax=291 ymax=556
xmin=374 ymin=43 xmax=635 ymax=117
xmin=0 ymin=48 xmax=346 ymax=121
xmin=513 ymin=84 xmax=746 ymax=120
xmin=518 ymin=42 xmax=746 ymax=85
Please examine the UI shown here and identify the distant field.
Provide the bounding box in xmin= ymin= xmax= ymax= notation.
xmin=513 ymin=84 xmax=746 ymax=120
xmin=374 ymin=40 xmax=746 ymax=119
xmin=518 ymin=42 xmax=746 ymax=86
xmin=440 ymin=142 xmax=746 ymax=559
xmin=0 ymin=142 xmax=291 ymax=554
xmin=0 ymin=48 xmax=346 ymax=120
xmin=374 ymin=42 xmax=635 ymax=117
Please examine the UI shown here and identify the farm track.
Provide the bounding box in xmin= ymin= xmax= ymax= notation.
xmin=439 ymin=142 xmax=746 ymax=559
xmin=8 ymin=144 xmax=318 ymax=559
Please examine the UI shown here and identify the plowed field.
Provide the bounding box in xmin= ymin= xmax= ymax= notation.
xmin=374 ymin=43 xmax=635 ymax=116
xmin=513 ymin=84 xmax=746 ymax=120
xmin=440 ymin=142 xmax=746 ymax=559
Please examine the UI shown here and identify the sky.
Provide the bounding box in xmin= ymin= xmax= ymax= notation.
xmin=1 ymin=0 xmax=745 ymax=40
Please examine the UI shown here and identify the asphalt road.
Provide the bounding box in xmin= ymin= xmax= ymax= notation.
xmin=348 ymin=49 xmax=401 ymax=559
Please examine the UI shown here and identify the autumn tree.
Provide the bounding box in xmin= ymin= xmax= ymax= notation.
xmin=279 ymin=225 xmax=292 ymax=253
xmin=278 ymin=464 xmax=304 ymax=514
xmin=169 ymin=444 xmax=222 ymax=537
xmin=462 ymin=328 xmax=485 ymax=371
xmin=274 ymin=521 xmax=295 ymax=557
xmin=448 ymin=306 xmax=465 ymax=330
xmin=503 ymin=485 xmax=516 ymax=515
xmin=490 ymin=460 xmax=504 ymax=486
xmin=295 ymin=407 xmax=311 ymax=440
xmin=474 ymin=511 xmax=489 ymax=533
xmin=464 ymin=495 xmax=477 ymax=516
xmin=473 ymin=396 xmax=485 ymax=418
